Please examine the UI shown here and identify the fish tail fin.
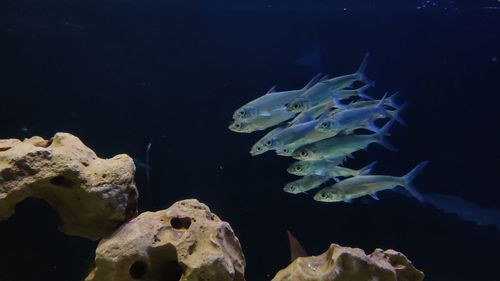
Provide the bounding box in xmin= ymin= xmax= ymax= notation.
xmin=376 ymin=92 xmax=393 ymax=119
xmin=384 ymin=91 xmax=408 ymax=125
xmin=402 ymin=161 xmax=429 ymax=202
xmin=386 ymin=91 xmax=401 ymax=109
xmin=358 ymin=161 xmax=378 ymax=175
xmin=302 ymin=73 xmax=323 ymax=90
xmin=357 ymin=81 xmax=376 ymax=100
xmin=394 ymin=101 xmax=409 ymax=126
xmin=374 ymin=119 xmax=398 ymax=152
xmin=356 ymin=52 xmax=372 ymax=84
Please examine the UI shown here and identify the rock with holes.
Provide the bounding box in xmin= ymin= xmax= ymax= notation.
xmin=271 ymin=243 xmax=424 ymax=281
xmin=0 ymin=133 xmax=138 ymax=240
xmin=85 ymin=199 xmax=246 ymax=281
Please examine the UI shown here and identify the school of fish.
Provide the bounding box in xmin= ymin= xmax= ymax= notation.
xmin=229 ymin=53 xmax=427 ymax=203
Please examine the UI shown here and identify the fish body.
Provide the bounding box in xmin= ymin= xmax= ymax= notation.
xmin=287 ymin=158 xmax=346 ymax=176
xmin=292 ymin=119 xmax=396 ymax=160
xmin=313 ymin=161 xmax=429 ymax=202
xmin=229 ymin=106 xmax=296 ymax=133
xmin=276 ymin=123 xmax=340 ymax=156
xmin=260 ymin=119 xmax=320 ymax=151
xmin=232 ymin=74 xmax=321 ymax=120
xmin=288 ymin=99 xmax=334 ymax=126
xmin=316 ymin=94 xmax=392 ymax=134
xmin=250 ymin=126 xmax=286 ymax=155
xmin=283 ymin=175 xmax=331 ymax=194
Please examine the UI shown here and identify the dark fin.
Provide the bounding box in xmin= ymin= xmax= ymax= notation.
xmin=287 ymin=230 xmax=308 ymax=262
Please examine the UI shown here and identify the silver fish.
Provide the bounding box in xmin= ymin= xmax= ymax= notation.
xmin=315 ymin=94 xmax=392 ymax=135
xmin=232 ymin=74 xmax=321 ymax=120
xmin=287 ymin=158 xmax=347 ymax=176
xmin=288 ymin=161 xmax=376 ymax=179
xmin=287 ymin=53 xmax=372 ymax=112
xmin=313 ymin=161 xmax=429 ymax=203
xmin=283 ymin=175 xmax=331 ymax=194
xmin=229 ymin=106 xmax=296 ymax=133
xmin=260 ymin=119 xmax=320 ymax=151
xmin=292 ymin=119 xmax=396 ymax=160
xmin=250 ymin=126 xmax=286 ymax=156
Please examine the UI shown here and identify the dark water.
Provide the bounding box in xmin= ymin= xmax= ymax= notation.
xmin=0 ymin=0 xmax=499 ymax=280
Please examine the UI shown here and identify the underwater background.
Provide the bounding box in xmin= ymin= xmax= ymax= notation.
xmin=0 ymin=0 xmax=499 ymax=280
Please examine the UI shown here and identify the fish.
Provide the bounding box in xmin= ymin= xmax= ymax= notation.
xmin=287 ymin=99 xmax=335 ymax=126
xmin=283 ymin=175 xmax=331 ymax=194
xmin=289 ymin=161 xmax=376 ymax=179
xmin=229 ymin=106 xmax=296 ymax=133
xmin=287 ymin=157 xmax=347 ymax=176
xmin=314 ymin=93 xmax=393 ymax=135
xmin=259 ymin=119 xmax=320 ymax=151
xmin=250 ymin=126 xmax=286 ymax=156
xmin=313 ymin=161 xmax=429 ymax=203
xmin=287 ymin=53 xmax=372 ymax=112
xmin=292 ymin=119 xmax=396 ymax=161
xmin=276 ymin=127 xmax=340 ymax=156
xmin=232 ymin=74 xmax=322 ymax=121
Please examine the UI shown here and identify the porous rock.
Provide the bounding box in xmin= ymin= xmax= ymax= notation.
xmin=85 ymin=199 xmax=246 ymax=281
xmin=271 ymin=243 xmax=424 ymax=281
xmin=0 ymin=133 xmax=138 ymax=240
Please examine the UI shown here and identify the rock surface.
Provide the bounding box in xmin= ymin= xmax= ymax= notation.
xmin=271 ymin=243 xmax=424 ymax=281
xmin=85 ymin=199 xmax=246 ymax=281
xmin=0 ymin=133 xmax=138 ymax=240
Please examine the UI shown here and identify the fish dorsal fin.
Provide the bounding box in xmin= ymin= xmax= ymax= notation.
xmin=266 ymin=85 xmax=277 ymax=94
xmin=287 ymin=230 xmax=308 ymax=262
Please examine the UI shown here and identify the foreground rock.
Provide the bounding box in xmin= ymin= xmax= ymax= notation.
xmin=85 ymin=199 xmax=246 ymax=281
xmin=0 ymin=133 xmax=138 ymax=240
xmin=272 ymin=243 xmax=424 ymax=281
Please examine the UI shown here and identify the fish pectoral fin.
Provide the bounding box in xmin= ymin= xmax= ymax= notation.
xmin=369 ymin=193 xmax=380 ymax=200
xmin=343 ymin=199 xmax=353 ymax=203
xmin=333 ymin=177 xmax=341 ymax=183
xmin=260 ymin=111 xmax=272 ymax=116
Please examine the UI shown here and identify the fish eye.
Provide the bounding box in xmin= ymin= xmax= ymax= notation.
xmin=265 ymin=140 xmax=272 ymax=146
xmin=293 ymin=103 xmax=299 ymax=109
xmin=320 ymin=122 xmax=328 ymax=128
xmin=238 ymin=110 xmax=246 ymax=117
xmin=295 ymin=166 xmax=302 ymax=171
xmin=321 ymin=193 xmax=327 ymax=198
xmin=283 ymin=148 xmax=289 ymax=153
xmin=235 ymin=123 xmax=241 ymax=128
xmin=300 ymin=150 xmax=308 ymax=157
xmin=256 ymin=146 xmax=262 ymax=151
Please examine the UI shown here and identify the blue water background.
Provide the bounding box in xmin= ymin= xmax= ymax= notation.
xmin=0 ymin=1 xmax=499 ymax=280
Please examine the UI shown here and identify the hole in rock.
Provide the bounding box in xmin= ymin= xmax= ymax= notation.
xmin=130 ymin=260 xmax=148 ymax=279
xmin=170 ymin=217 xmax=191 ymax=230
xmin=161 ymin=261 xmax=183 ymax=281
xmin=49 ymin=176 xmax=75 ymax=188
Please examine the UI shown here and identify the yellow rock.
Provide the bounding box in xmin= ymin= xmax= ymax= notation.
xmin=85 ymin=199 xmax=246 ymax=281
xmin=271 ymin=243 xmax=424 ymax=281
xmin=0 ymin=132 xmax=138 ymax=240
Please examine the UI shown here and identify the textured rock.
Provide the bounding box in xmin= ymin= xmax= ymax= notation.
xmin=0 ymin=133 xmax=138 ymax=240
xmin=85 ymin=199 xmax=246 ymax=281
xmin=271 ymin=243 xmax=424 ymax=281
